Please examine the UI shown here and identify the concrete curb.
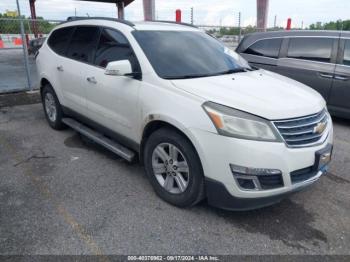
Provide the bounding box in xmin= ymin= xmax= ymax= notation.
xmin=0 ymin=90 xmax=41 ymax=108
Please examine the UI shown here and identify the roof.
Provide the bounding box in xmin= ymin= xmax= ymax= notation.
xmin=237 ymin=30 xmax=350 ymax=52
xmin=247 ymin=30 xmax=348 ymax=38
xmin=133 ymin=21 xmax=199 ymax=31
xmin=59 ymin=17 xmax=199 ymax=31
xmin=77 ymin=0 xmax=134 ymax=6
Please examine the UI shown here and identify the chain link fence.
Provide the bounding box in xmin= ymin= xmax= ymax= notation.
xmin=0 ymin=18 xmax=61 ymax=49
xmin=0 ymin=18 xmax=62 ymax=93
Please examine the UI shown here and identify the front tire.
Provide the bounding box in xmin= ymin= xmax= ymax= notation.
xmin=144 ymin=128 xmax=205 ymax=207
xmin=42 ymin=84 xmax=65 ymax=130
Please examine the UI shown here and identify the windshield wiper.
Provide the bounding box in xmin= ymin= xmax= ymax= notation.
xmin=164 ymin=67 xmax=252 ymax=80
xmin=216 ymin=68 xmax=249 ymax=75
xmin=164 ymin=74 xmax=214 ymax=80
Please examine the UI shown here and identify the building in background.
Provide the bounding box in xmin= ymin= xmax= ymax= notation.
xmin=5 ymin=10 xmax=18 ymax=17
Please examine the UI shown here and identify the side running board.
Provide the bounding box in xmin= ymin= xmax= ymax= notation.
xmin=62 ymin=118 xmax=135 ymax=162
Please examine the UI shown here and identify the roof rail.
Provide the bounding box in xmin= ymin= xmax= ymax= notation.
xmin=62 ymin=16 xmax=135 ymax=27
xmin=151 ymin=20 xmax=198 ymax=28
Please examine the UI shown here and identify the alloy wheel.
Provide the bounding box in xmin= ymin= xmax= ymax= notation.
xmin=151 ymin=143 xmax=190 ymax=194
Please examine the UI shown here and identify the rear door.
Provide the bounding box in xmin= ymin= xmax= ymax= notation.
xmin=239 ymin=37 xmax=283 ymax=71
xmin=60 ymin=26 xmax=101 ymax=114
xmin=328 ymin=38 xmax=350 ymax=115
xmin=276 ymin=37 xmax=338 ymax=101
xmin=46 ymin=26 xmax=75 ymax=104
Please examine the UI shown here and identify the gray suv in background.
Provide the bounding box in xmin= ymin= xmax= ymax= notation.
xmin=236 ymin=31 xmax=350 ymax=119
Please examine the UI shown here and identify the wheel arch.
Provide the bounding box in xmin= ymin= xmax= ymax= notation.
xmin=39 ymin=76 xmax=64 ymax=105
xmin=40 ymin=78 xmax=50 ymax=97
xmin=140 ymin=118 xmax=200 ymax=166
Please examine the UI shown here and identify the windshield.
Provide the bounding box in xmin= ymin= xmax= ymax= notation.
xmin=132 ymin=30 xmax=251 ymax=79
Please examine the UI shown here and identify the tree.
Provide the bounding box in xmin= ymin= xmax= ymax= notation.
xmin=0 ymin=13 xmax=56 ymax=34
xmin=309 ymin=19 xmax=350 ymax=31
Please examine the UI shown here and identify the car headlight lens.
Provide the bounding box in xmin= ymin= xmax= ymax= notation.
xmin=203 ymin=101 xmax=281 ymax=142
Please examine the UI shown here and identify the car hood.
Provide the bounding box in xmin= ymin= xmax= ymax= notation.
xmin=170 ymin=69 xmax=326 ymax=120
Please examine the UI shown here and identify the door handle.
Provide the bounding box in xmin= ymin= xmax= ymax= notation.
xmin=86 ymin=77 xmax=97 ymax=84
xmin=319 ymin=73 xmax=333 ymax=79
xmin=57 ymin=65 xmax=64 ymax=72
xmin=334 ymin=75 xmax=349 ymax=81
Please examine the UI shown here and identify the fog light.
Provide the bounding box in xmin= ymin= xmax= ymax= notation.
xmin=230 ymin=164 xmax=282 ymax=176
xmin=230 ymin=164 xmax=283 ymax=191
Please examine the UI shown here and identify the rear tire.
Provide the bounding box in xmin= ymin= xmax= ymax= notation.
xmin=42 ymin=84 xmax=65 ymax=130
xmin=144 ymin=128 xmax=205 ymax=207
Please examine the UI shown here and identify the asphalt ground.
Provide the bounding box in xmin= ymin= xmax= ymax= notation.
xmin=0 ymin=103 xmax=349 ymax=255
xmin=0 ymin=49 xmax=38 ymax=93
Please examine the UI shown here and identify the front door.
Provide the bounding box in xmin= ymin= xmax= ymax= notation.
xmin=84 ymin=28 xmax=141 ymax=141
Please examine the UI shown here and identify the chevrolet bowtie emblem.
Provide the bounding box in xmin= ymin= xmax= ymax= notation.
xmin=313 ymin=122 xmax=326 ymax=134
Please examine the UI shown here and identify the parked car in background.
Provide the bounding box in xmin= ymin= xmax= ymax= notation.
xmin=28 ymin=37 xmax=46 ymax=55
xmin=236 ymin=31 xmax=350 ymax=119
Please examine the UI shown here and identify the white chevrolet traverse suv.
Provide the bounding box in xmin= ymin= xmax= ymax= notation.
xmin=36 ymin=18 xmax=333 ymax=210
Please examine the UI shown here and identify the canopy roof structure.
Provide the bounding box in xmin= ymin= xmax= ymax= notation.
xmin=78 ymin=0 xmax=135 ymax=19
xmin=28 ymin=0 xmax=269 ymax=32
xmin=28 ymin=0 xmax=135 ymax=21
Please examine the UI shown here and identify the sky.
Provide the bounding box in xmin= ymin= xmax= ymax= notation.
xmin=0 ymin=0 xmax=349 ymax=28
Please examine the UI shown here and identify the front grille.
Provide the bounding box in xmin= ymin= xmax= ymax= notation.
xmin=273 ymin=109 xmax=328 ymax=147
xmin=290 ymin=166 xmax=318 ymax=184
xmin=258 ymin=174 xmax=284 ymax=190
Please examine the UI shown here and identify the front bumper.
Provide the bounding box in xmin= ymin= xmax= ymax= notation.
xmin=187 ymin=123 xmax=333 ymax=210
xmin=205 ymin=177 xmax=316 ymax=211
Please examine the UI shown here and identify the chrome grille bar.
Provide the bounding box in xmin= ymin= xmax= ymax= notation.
xmin=285 ymin=133 xmax=323 ymax=143
xmin=274 ymin=113 xmax=327 ymax=129
xmin=273 ymin=109 xmax=328 ymax=147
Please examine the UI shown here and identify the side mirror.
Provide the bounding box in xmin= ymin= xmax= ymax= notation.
xmin=105 ymin=60 xmax=132 ymax=76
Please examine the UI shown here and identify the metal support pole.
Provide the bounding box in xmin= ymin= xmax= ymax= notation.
xmin=257 ymin=0 xmax=269 ymax=31
xmin=16 ymin=0 xmax=32 ymax=91
xmin=116 ymin=1 xmax=125 ymax=20
xmin=143 ymin=0 xmax=155 ymax=21
xmin=29 ymin=0 xmax=38 ymax=37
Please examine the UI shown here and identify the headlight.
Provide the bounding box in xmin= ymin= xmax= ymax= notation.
xmin=202 ymin=101 xmax=281 ymax=142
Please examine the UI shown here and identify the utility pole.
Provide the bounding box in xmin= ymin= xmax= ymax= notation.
xmin=190 ymin=7 xmax=194 ymax=25
xmin=274 ymin=15 xmax=277 ymax=28
xmin=238 ymin=12 xmax=242 ymax=43
xmin=238 ymin=12 xmax=241 ymax=27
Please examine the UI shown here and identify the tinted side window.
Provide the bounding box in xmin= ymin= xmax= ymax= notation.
xmin=48 ymin=27 xmax=74 ymax=55
xmin=287 ymin=37 xmax=333 ymax=63
xmin=94 ymin=29 xmax=138 ymax=71
xmin=66 ymin=26 xmax=100 ymax=63
xmin=343 ymin=40 xmax=350 ymax=66
xmin=244 ymin=38 xmax=282 ymax=58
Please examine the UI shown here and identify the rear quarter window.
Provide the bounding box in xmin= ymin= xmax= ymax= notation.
xmin=244 ymin=38 xmax=282 ymax=58
xmin=48 ymin=27 xmax=75 ymax=56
